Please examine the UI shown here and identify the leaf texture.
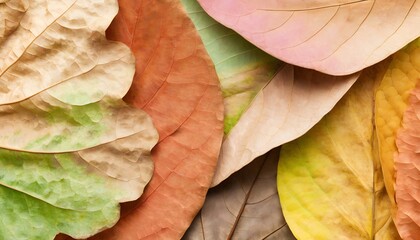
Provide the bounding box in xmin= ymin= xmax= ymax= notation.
xmin=0 ymin=0 xmax=158 ymax=239
xmin=277 ymin=63 xmax=400 ymax=239
xmin=183 ymin=149 xmax=296 ymax=240
xmin=181 ymin=0 xmax=282 ymax=134
xmin=213 ymin=65 xmax=357 ymax=186
xmin=181 ymin=0 xmax=358 ymax=187
xmin=395 ymin=85 xmax=420 ymax=239
xmin=84 ymin=0 xmax=224 ymax=239
xmin=375 ymin=38 xmax=420 ymax=208
xmin=197 ymin=0 xmax=420 ymax=75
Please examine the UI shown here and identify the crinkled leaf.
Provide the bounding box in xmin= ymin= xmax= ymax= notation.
xmin=0 ymin=0 xmax=133 ymax=104
xmin=0 ymin=0 xmax=153 ymax=153
xmin=182 ymin=0 xmax=358 ymax=187
xmin=277 ymin=63 xmax=400 ymax=239
xmin=85 ymin=0 xmax=224 ymax=239
xmin=375 ymin=38 xmax=420 ymax=208
xmin=0 ymin=151 xmax=121 ymax=240
xmin=395 ymin=85 xmax=420 ymax=239
xmin=183 ymin=148 xmax=295 ymax=240
xmin=197 ymin=0 xmax=420 ymax=75
xmin=0 ymin=0 xmax=158 ymax=239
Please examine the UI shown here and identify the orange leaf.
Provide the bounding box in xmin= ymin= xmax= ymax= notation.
xmin=395 ymin=84 xmax=420 ymax=239
xmin=56 ymin=0 xmax=223 ymax=239
xmin=100 ymin=1 xmax=223 ymax=239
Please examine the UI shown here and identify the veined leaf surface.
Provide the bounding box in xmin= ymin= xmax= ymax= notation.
xmin=182 ymin=0 xmax=358 ymax=187
xmin=197 ymin=0 xmax=420 ymax=75
xmin=183 ymin=149 xmax=295 ymax=240
xmin=394 ymin=85 xmax=420 ymax=239
xmin=277 ymin=62 xmax=401 ymax=239
xmin=0 ymin=0 xmax=159 ymax=239
xmin=375 ymin=38 xmax=420 ymax=207
xmin=85 ymin=0 xmax=225 ymax=239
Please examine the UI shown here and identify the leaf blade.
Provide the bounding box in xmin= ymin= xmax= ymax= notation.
xmin=183 ymin=149 xmax=296 ymax=240
xmin=197 ymin=0 xmax=420 ymax=75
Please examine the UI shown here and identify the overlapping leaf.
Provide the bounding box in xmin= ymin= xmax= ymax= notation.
xmin=181 ymin=0 xmax=282 ymax=134
xmin=375 ymin=38 xmax=420 ymax=208
xmin=84 ymin=0 xmax=224 ymax=239
xmin=197 ymin=0 xmax=420 ymax=75
xmin=277 ymin=62 xmax=400 ymax=239
xmin=394 ymin=85 xmax=420 ymax=238
xmin=183 ymin=149 xmax=295 ymax=240
xmin=0 ymin=1 xmax=158 ymax=239
xmin=182 ymin=0 xmax=358 ymax=187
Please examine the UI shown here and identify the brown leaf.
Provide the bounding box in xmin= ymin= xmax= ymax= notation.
xmin=87 ymin=0 xmax=224 ymax=239
xmin=183 ymin=148 xmax=296 ymax=240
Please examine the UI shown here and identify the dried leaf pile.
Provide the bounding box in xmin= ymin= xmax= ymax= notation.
xmin=1 ymin=0 xmax=419 ymax=239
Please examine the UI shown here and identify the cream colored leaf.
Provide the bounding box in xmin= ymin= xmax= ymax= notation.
xmin=0 ymin=0 xmax=132 ymax=104
xmin=212 ymin=65 xmax=357 ymax=186
xmin=0 ymin=0 xmax=159 ymax=239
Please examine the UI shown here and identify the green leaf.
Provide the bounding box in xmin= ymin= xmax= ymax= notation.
xmin=0 ymin=151 xmax=120 ymax=240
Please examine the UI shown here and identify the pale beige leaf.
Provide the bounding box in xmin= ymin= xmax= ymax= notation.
xmin=0 ymin=0 xmax=132 ymax=104
xmin=212 ymin=65 xmax=357 ymax=186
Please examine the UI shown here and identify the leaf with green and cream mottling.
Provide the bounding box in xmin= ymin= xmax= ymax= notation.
xmin=0 ymin=0 xmax=159 ymax=239
xmin=198 ymin=0 xmax=420 ymax=75
xmin=277 ymin=62 xmax=401 ymax=240
xmin=394 ymin=85 xmax=420 ymax=239
xmin=182 ymin=0 xmax=358 ymax=187
xmin=0 ymin=150 xmax=124 ymax=240
xmin=0 ymin=0 xmax=157 ymax=153
xmin=181 ymin=0 xmax=281 ymax=134
xmin=375 ymin=38 xmax=420 ymax=208
xmin=183 ymin=148 xmax=296 ymax=240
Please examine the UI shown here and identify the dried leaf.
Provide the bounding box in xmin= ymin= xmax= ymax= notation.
xmin=197 ymin=0 xmax=420 ymax=75
xmin=85 ymin=0 xmax=224 ymax=239
xmin=181 ymin=0 xmax=358 ymax=187
xmin=277 ymin=63 xmax=400 ymax=239
xmin=181 ymin=0 xmax=282 ymax=134
xmin=213 ymin=65 xmax=357 ymax=186
xmin=395 ymin=85 xmax=420 ymax=239
xmin=0 ymin=0 xmax=158 ymax=239
xmin=183 ymin=149 xmax=296 ymax=240
xmin=375 ymin=38 xmax=420 ymax=208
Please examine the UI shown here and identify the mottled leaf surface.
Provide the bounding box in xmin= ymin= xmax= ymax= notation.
xmin=197 ymin=0 xmax=420 ymax=75
xmin=181 ymin=0 xmax=282 ymax=134
xmin=183 ymin=149 xmax=295 ymax=240
xmin=277 ymin=64 xmax=400 ymax=239
xmin=375 ymin=38 xmax=420 ymax=208
xmin=395 ymin=85 xmax=420 ymax=239
xmin=86 ymin=0 xmax=224 ymax=239
xmin=0 ymin=0 xmax=158 ymax=239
